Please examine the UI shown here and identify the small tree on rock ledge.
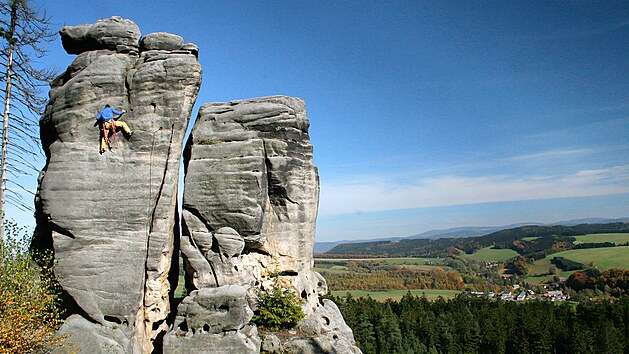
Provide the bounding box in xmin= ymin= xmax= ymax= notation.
xmin=252 ymin=276 xmax=305 ymax=331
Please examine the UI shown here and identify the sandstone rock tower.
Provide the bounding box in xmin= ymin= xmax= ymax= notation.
xmin=33 ymin=17 xmax=360 ymax=354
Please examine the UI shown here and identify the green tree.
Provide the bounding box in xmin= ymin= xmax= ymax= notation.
xmin=0 ymin=220 xmax=65 ymax=353
xmin=374 ymin=302 xmax=403 ymax=353
xmin=0 ymin=0 xmax=55 ymax=235
xmin=252 ymin=279 xmax=305 ymax=331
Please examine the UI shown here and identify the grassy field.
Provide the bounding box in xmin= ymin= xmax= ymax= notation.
xmin=526 ymin=246 xmax=629 ymax=284
xmin=573 ymin=233 xmax=629 ymax=245
xmin=549 ymin=246 xmax=629 ymax=270
xmin=522 ymin=236 xmax=541 ymax=241
xmin=463 ymin=247 xmax=520 ymax=262
xmin=329 ymin=289 xmax=462 ymax=302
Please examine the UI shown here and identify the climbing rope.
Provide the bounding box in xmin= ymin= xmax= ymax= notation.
xmin=99 ymin=118 xmax=120 ymax=152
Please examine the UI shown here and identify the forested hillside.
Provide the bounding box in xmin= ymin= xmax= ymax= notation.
xmin=331 ymin=293 xmax=628 ymax=354
xmin=326 ymin=223 xmax=629 ymax=257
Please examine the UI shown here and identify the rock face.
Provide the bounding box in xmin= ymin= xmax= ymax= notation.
xmin=34 ymin=17 xmax=201 ymax=353
xmin=35 ymin=17 xmax=359 ymax=354
xmin=168 ymin=96 xmax=361 ymax=353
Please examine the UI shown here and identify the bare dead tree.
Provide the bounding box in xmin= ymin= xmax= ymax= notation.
xmin=0 ymin=0 xmax=55 ymax=237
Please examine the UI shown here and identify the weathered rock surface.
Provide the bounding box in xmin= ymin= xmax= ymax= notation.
xmin=181 ymin=97 xmax=321 ymax=294
xmin=176 ymin=96 xmax=361 ymax=353
xmin=162 ymin=285 xmax=260 ymax=352
xmin=34 ymin=17 xmax=201 ymax=353
xmin=60 ymin=16 xmax=141 ymax=54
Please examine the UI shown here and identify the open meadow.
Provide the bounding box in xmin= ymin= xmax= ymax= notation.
xmin=463 ymin=246 xmax=520 ymax=261
xmin=547 ymin=246 xmax=629 ymax=270
xmin=526 ymin=245 xmax=629 ymax=284
xmin=573 ymin=233 xmax=629 ymax=245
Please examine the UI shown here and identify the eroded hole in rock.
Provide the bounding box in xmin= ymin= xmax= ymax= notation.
xmin=203 ymin=324 xmax=210 ymax=332
xmin=210 ymin=236 xmax=221 ymax=254
xmin=301 ymin=290 xmax=307 ymax=299
xmin=152 ymin=319 xmax=165 ymax=331
xmin=321 ymin=316 xmax=330 ymax=325
xmin=104 ymin=315 xmax=122 ymax=324
xmin=234 ymin=265 xmax=238 ymax=271
xmin=247 ymin=247 xmax=270 ymax=256
xmin=280 ymin=270 xmax=298 ymax=276
xmin=178 ymin=320 xmax=189 ymax=332
xmin=218 ymin=304 xmax=230 ymax=312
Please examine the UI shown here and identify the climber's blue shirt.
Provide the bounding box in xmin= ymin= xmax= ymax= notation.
xmin=96 ymin=107 xmax=123 ymax=122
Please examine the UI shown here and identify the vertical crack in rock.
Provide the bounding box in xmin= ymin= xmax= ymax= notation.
xmin=147 ymin=125 xmax=175 ymax=235
xmin=136 ymin=124 xmax=175 ymax=348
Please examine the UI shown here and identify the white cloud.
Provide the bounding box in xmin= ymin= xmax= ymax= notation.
xmin=506 ymin=147 xmax=599 ymax=162
xmin=318 ymin=164 xmax=629 ymax=216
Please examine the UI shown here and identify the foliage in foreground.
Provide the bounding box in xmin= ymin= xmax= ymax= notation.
xmin=252 ymin=279 xmax=305 ymax=331
xmin=332 ymin=292 xmax=627 ymax=354
xmin=0 ymin=221 xmax=65 ymax=353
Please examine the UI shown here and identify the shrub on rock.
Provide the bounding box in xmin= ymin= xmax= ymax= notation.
xmin=253 ymin=283 xmax=305 ymax=331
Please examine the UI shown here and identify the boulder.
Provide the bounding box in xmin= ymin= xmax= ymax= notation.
xmin=141 ymin=32 xmax=184 ymax=51
xmin=33 ymin=17 xmax=202 ymax=353
xmin=60 ymin=16 xmax=141 ymax=54
xmin=214 ymin=226 xmax=245 ymax=258
xmin=261 ymin=333 xmax=282 ymax=353
xmin=173 ymin=286 xmax=253 ymax=334
xmin=164 ymin=286 xmax=261 ymax=354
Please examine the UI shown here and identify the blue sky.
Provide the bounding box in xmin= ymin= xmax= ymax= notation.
xmin=7 ymin=1 xmax=629 ymax=241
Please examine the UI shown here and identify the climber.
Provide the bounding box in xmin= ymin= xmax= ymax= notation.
xmin=95 ymin=104 xmax=133 ymax=154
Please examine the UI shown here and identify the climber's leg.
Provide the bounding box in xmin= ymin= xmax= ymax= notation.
xmin=100 ymin=122 xmax=113 ymax=153
xmin=115 ymin=121 xmax=131 ymax=135
xmin=115 ymin=121 xmax=133 ymax=139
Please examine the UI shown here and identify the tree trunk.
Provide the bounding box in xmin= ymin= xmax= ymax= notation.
xmin=0 ymin=1 xmax=18 ymax=240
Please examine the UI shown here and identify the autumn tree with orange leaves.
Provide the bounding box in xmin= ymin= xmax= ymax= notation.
xmin=0 ymin=220 xmax=67 ymax=353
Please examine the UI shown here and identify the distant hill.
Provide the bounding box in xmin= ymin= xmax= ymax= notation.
xmin=324 ymin=221 xmax=629 ymax=257
xmin=315 ymin=217 xmax=629 ymax=254
xmin=550 ymin=217 xmax=629 ymax=226
xmin=314 ymin=237 xmax=403 ymax=254
xmin=404 ymin=223 xmax=539 ymax=240
xmin=314 ymin=224 xmax=534 ymax=254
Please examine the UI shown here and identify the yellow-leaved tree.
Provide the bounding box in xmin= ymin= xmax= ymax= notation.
xmin=0 ymin=220 xmax=67 ymax=353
